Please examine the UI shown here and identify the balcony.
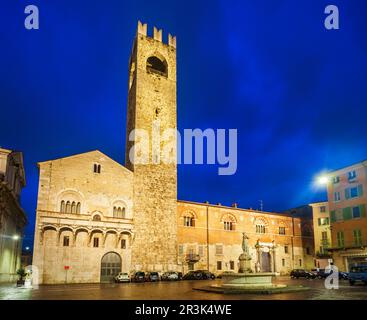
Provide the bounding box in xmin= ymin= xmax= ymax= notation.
xmin=37 ymin=209 xmax=133 ymax=230
xmin=316 ymin=251 xmax=332 ymax=259
xmin=185 ymin=254 xmax=200 ymax=263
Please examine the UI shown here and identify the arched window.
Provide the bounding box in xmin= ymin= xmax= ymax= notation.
xmin=71 ymin=201 xmax=76 ymax=214
xmin=221 ymin=214 xmax=237 ymax=231
xmin=256 ymin=224 xmax=266 ymax=234
xmin=183 ymin=212 xmax=195 ymax=227
xmin=60 ymin=201 xmax=65 ymax=213
xmin=76 ymin=202 xmax=81 ymax=214
xmin=146 ymin=56 xmax=168 ymax=77
xmin=66 ymin=201 xmax=71 ymax=214
xmin=93 ymin=215 xmax=101 ymax=221
xmin=113 ymin=206 xmax=125 ymax=218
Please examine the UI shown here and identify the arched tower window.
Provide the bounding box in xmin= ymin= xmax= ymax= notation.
xmin=146 ymin=56 xmax=168 ymax=77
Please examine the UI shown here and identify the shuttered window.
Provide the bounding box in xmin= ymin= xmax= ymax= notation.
xmin=354 ymin=229 xmax=362 ymax=246
xmin=337 ymin=231 xmax=344 ymax=247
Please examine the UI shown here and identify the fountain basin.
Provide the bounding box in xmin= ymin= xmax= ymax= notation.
xmin=221 ymin=272 xmax=285 ymax=288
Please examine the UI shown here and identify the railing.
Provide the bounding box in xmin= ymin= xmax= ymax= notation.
xmin=37 ymin=210 xmax=134 ymax=230
xmin=38 ymin=209 xmax=133 ymax=222
xmin=316 ymin=251 xmax=332 ymax=258
xmin=327 ymin=241 xmax=367 ymax=251
xmin=185 ymin=254 xmax=200 ymax=263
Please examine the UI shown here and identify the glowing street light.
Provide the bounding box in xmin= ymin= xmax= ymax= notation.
xmin=317 ymin=176 xmax=329 ymax=186
xmin=12 ymin=235 xmax=20 ymax=241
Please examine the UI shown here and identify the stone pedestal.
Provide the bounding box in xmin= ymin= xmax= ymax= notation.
xmin=238 ymin=253 xmax=252 ymax=273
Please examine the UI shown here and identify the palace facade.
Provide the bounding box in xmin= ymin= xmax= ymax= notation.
xmin=32 ymin=22 xmax=314 ymax=284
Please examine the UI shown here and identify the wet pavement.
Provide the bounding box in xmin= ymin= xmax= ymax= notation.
xmin=0 ymin=277 xmax=366 ymax=300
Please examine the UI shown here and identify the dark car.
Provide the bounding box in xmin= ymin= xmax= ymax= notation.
xmin=183 ymin=270 xmax=215 ymax=280
xmin=311 ymin=268 xmax=327 ymax=279
xmin=323 ymin=269 xmax=349 ymax=280
xmin=348 ymin=265 xmax=367 ymax=285
xmin=290 ymin=269 xmax=316 ymax=279
xmin=131 ymin=271 xmax=145 ymax=282
xmin=145 ymin=272 xmax=160 ymax=282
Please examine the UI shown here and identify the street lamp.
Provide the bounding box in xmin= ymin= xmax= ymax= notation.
xmin=13 ymin=234 xmax=20 ymax=241
xmin=317 ymin=175 xmax=329 ymax=186
xmin=12 ymin=234 xmax=20 ymax=272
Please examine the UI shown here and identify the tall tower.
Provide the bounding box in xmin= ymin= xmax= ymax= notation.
xmin=125 ymin=21 xmax=178 ymax=272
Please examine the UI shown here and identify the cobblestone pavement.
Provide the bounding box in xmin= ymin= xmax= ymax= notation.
xmin=0 ymin=277 xmax=366 ymax=300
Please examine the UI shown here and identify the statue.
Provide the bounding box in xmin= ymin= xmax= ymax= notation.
xmin=242 ymin=232 xmax=249 ymax=254
xmin=238 ymin=232 xmax=252 ymax=273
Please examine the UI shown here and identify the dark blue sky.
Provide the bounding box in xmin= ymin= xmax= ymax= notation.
xmin=2 ymin=0 xmax=367 ymax=249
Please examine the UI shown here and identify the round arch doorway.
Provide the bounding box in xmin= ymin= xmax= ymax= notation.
xmin=100 ymin=252 xmax=121 ymax=283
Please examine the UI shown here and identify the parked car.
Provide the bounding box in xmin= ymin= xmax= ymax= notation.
xmin=183 ymin=270 xmax=216 ymax=280
xmin=290 ymin=269 xmax=316 ymax=279
xmin=145 ymin=272 xmax=160 ymax=282
xmin=177 ymin=272 xmax=183 ymax=280
xmin=161 ymin=271 xmax=179 ymax=281
xmin=131 ymin=271 xmax=145 ymax=282
xmin=311 ymin=269 xmax=327 ymax=279
xmin=339 ymin=271 xmax=349 ymax=280
xmin=324 ymin=269 xmax=349 ymax=280
xmin=348 ymin=265 xmax=367 ymax=285
xmin=114 ymin=272 xmax=130 ymax=283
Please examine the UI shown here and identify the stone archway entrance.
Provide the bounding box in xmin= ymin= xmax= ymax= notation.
xmin=261 ymin=252 xmax=271 ymax=272
xmin=100 ymin=252 xmax=121 ymax=283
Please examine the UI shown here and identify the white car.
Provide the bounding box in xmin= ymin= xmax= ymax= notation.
xmin=161 ymin=271 xmax=179 ymax=281
xmin=114 ymin=272 xmax=130 ymax=283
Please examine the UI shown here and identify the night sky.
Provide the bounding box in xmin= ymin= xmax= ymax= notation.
xmin=2 ymin=0 xmax=367 ymax=249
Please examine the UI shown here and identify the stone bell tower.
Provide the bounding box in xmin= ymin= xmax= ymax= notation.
xmin=125 ymin=21 xmax=178 ymax=272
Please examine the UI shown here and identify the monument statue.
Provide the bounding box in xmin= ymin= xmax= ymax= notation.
xmin=238 ymin=232 xmax=252 ymax=273
xmin=242 ymin=232 xmax=249 ymax=254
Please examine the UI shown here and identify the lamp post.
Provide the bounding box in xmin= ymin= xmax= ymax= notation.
xmin=13 ymin=234 xmax=20 ymax=273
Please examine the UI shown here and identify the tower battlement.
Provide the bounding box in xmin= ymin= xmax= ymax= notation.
xmin=137 ymin=20 xmax=176 ymax=48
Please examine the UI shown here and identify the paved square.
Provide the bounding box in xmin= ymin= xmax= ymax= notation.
xmin=1 ymin=277 xmax=366 ymax=300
